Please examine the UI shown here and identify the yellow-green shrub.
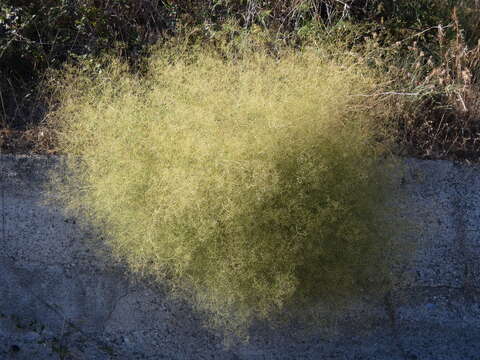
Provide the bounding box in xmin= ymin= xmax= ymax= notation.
xmin=48 ymin=45 xmax=402 ymax=338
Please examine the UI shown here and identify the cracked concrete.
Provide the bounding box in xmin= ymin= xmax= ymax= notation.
xmin=0 ymin=155 xmax=479 ymax=359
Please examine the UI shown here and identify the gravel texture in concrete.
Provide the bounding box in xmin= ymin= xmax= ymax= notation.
xmin=0 ymin=155 xmax=479 ymax=359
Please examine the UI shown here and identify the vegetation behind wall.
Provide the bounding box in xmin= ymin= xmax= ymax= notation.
xmin=1 ymin=1 xmax=480 ymax=160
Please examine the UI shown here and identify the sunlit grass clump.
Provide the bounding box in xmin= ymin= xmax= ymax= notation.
xmin=49 ymin=45 xmax=401 ymax=337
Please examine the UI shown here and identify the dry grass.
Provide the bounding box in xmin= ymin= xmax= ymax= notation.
xmin=47 ymin=45 xmax=407 ymax=340
xmin=384 ymin=8 xmax=480 ymax=160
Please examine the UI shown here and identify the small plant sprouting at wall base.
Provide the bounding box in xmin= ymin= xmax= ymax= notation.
xmin=47 ymin=44 xmax=407 ymax=340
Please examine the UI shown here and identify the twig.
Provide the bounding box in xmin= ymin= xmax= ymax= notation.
xmin=395 ymin=24 xmax=454 ymax=46
xmin=335 ymin=0 xmax=351 ymax=20
xmin=0 ymin=87 xmax=7 ymax=128
xmin=351 ymin=91 xmax=421 ymax=97
xmin=456 ymin=90 xmax=468 ymax=112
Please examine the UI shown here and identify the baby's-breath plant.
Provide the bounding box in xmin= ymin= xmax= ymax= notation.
xmin=48 ymin=43 xmax=406 ymax=340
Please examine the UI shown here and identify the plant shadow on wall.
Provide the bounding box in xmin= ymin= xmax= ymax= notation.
xmin=44 ymin=41 xmax=414 ymax=342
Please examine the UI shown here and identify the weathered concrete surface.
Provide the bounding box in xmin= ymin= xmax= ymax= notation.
xmin=0 ymin=155 xmax=479 ymax=359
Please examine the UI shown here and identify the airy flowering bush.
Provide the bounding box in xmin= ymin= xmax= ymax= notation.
xmin=48 ymin=45 xmax=405 ymax=339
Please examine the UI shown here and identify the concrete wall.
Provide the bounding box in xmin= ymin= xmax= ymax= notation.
xmin=0 ymin=155 xmax=479 ymax=359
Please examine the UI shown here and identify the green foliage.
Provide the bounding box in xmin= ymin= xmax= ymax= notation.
xmin=0 ymin=0 xmax=173 ymax=128
xmin=48 ymin=44 xmax=406 ymax=339
xmin=372 ymin=0 xmax=480 ymax=44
